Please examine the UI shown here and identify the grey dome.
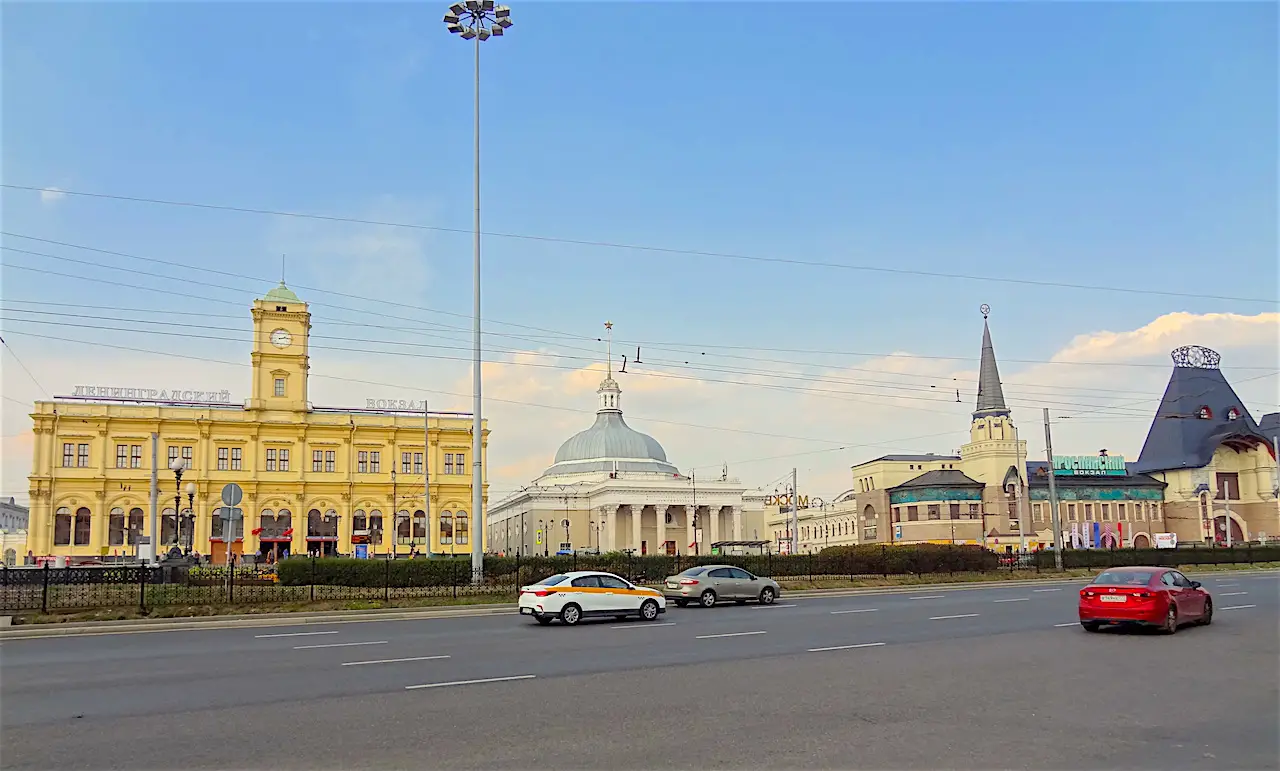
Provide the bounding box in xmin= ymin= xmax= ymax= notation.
xmin=543 ymin=412 xmax=679 ymax=477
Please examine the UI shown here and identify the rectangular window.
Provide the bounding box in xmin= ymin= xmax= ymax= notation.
xmin=1084 ymin=503 xmax=1093 ymax=521
xmin=168 ymin=446 xmax=179 ymax=467
xmin=370 ymin=451 xmax=380 ymax=473
xmin=444 ymin=453 xmax=454 ymax=475
xmin=131 ymin=445 xmax=142 ymax=469
xmin=182 ymin=446 xmax=193 ymax=468
xmin=892 ymin=507 xmax=901 ymax=523
xmin=63 ymin=443 xmax=74 ymax=467
xmin=1032 ymin=503 xmax=1043 ymax=522
xmin=949 ymin=503 xmax=961 ymax=520
xmin=78 ymin=443 xmax=89 ymax=467
xmin=1215 ymin=472 xmax=1240 ymax=501
xmin=968 ymin=503 xmax=980 ymax=520
xmin=402 ymin=452 xmax=412 ymax=474
xmin=1068 ymin=503 xmax=1077 ymax=522
xmin=413 ymin=452 xmax=423 ymax=474
xmin=279 ymin=449 xmax=290 ymax=471
xmin=1101 ymin=503 xmax=1111 ymax=522
xmin=231 ymin=447 xmax=242 ymax=470
xmin=313 ymin=450 xmax=324 ymax=472
xmin=325 ymin=450 xmax=335 ymax=473
xmin=1118 ymin=503 xmax=1127 ymax=521
xmin=274 ymin=378 xmax=285 ymax=397
xmin=358 ymin=451 xmax=368 ymax=474
xmin=927 ymin=504 xmax=941 ymax=521
xmin=906 ymin=505 xmax=919 ymax=522
xmin=455 ymin=453 xmax=465 ymax=474
xmin=116 ymin=444 xmax=128 ymax=468
xmin=266 ymin=448 xmax=277 ymax=472
xmin=218 ymin=447 xmax=229 ymax=470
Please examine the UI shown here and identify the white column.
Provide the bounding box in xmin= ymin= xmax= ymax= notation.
xmin=686 ymin=505 xmax=697 ymax=555
xmin=656 ymin=505 xmax=667 ymax=556
xmin=733 ymin=506 xmax=743 ymax=540
xmin=709 ymin=505 xmax=720 ymax=548
xmin=631 ymin=505 xmax=643 ymax=553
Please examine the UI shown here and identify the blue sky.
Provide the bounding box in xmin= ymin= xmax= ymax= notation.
xmin=2 ymin=2 xmax=1277 ymax=500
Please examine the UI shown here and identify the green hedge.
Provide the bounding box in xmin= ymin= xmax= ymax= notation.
xmin=1035 ymin=545 xmax=1280 ymax=570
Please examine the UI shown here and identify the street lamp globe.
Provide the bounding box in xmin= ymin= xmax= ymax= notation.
xmin=185 ymin=481 xmax=197 ymax=497
xmin=170 ymin=457 xmax=187 ymax=473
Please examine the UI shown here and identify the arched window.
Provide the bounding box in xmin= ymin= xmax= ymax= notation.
xmin=54 ymin=507 xmax=72 ymax=545
xmin=396 ymin=509 xmax=411 ymax=544
xmin=3 ymin=548 xmax=15 ymax=566
xmin=456 ymin=511 xmax=469 ymax=545
xmin=161 ymin=508 xmax=177 ymax=544
xmin=307 ymin=509 xmax=323 ymax=538
xmin=440 ymin=511 xmax=454 ymax=544
xmin=353 ymin=510 xmax=368 ymax=532
xmin=368 ymin=510 xmax=383 ymax=545
xmin=412 ymin=509 xmax=427 ymax=544
xmin=128 ymin=508 xmax=144 ymax=544
xmin=74 ymin=507 xmax=92 ymax=546
xmin=109 ymin=508 xmax=126 ymax=545
xmin=278 ymin=509 xmax=292 ymax=531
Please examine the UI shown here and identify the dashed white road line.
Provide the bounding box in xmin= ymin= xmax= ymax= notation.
xmin=294 ymin=640 xmax=388 ymax=650
xmin=1220 ymin=591 xmax=1249 ymax=596
xmin=343 ymin=655 xmax=451 ymax=667
xmin=929 ymin=614 xmax=979 ymax=621
xmin=610 ymin=622 xmax=676 ymax=630
xmin=830 ymin=608 xmax=878 ymax=615
xmin=695 ymin=630 xmax=767 ymax=640
xmin=753 ymin=604 xmax=797 ymax=609
xmin=255 ymin=631 xmax=338 ymax=639
xmin=993 ymin=598 xmax=1030 ymax=603
xmin=808 ymin=642 xmax=886 ymax=653
xmin=908 ymin=595 xmax=945 ymax=601
xmin=1033 ymin=588 xmax=1062 ymax=593
xmin=1222 ymin=604 xmax=1257 ymax=611
xmin=1054 ymin=622 xmax=1078 ymax=628
xmin=406 ymin=674 xmax=536 ymax=690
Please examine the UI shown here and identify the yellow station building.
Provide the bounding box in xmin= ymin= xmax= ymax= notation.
xmin=25 ymin=282 xmax=488 ymax=563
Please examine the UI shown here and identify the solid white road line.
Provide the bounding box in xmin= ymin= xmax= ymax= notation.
xmin=1220 ymin=591 xmax=1249 ymax=596
xmin=406 ymin=674 xmax=536 ymax=690
xmin=908 ymin=595 xmax=945 ymax=600
xmin=929 ymin=614 xmax=979 ymax=621
xmin=294 ymin=640 xmax=388 ymax=650
xmin=255 ymin=631 xmax=338 ymax=638
xmin=695 ymin=630 xmax=767 ymax=640
xmin=808 ymin=642 xmax=886 ymax=653
xmin=830 ymin=608 xmax=878 ymax=615
xmin=610 ymin=622 xmax=676 ymax=629
xmin=753 ymin=604 xmax=797 ymax=609
xmin=1032 ymin=588 xmax=1062 ymax=593
xmin=1222 ymin=604 xmax=1257 ymax=611
xmin=342 ymin=655 xmax=451 ymax=667
xmin=1054 ymin=622 xmax=1079 ymax=627
xmin=993 ymin=598 xmax=1030 ymax=603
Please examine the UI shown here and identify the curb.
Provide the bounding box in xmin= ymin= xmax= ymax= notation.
xmin=3 ymin=568 xmax=1274 ymax=641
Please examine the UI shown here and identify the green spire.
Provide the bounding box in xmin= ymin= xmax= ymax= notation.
xmin=263 ymin=281 xmax=301 ymax=303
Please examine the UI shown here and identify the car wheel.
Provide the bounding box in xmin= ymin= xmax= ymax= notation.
xmin=674 ymin=599 xmax=688 ymax=608
xmin=1200 ymin=597 xmax=1213 ymax=626
xmin=699 ymin=589 xmax=717 ymax=608
xmin=535 ymin=615 xmax=552 ymax=626
xmin=759 ymin=586 xmax=777 ymax=605
xmin=1080 ymin=621 xmax=1101 ymax=633
xmin=1161 ymin=604 xmax=1178 ymax=635
xmin=640 ymin=599 xmax=660 ymax=621
xmin=560 ymin=603 xmax=582 ymax=626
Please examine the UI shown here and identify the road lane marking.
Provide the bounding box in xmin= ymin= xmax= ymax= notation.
xmin=753 ymin=604 xmax=797 ymax=609
xmin=406 ymin=674 xmax=536 ymax=690
xmin=929 ymin=614 xmax=979 ymax=620
xmin=1033 ymin=588 xmax=1062 ymax=593
xmin=1054 ymin=622 xmax=1078 ymax=627
xmin=908 ymin=595 xmax=945 ymax=600
xmin=695 ymin=631 xmax=767 ymax=639
xmin=342 ymin=655 xmax=451 ymax=667
xmin=1220 ymin=591 xmax=1249 ymax=596
xmin=808 ymin=642 xmax=886 ymax=653
xmin=610 ymin=622 xmax=676 ymax=629
xmin=993 ymin=598 xmax=1030 ymax=603
xmin=1222 ymin=604 xmax=1256 ymax=611
xmin=255 ymin=631 xmax=339 ymax=638
xmin=294 ymin=640 xmax=389 ymax=650
xmin=830 ymin=608 xmax=878 ymax=615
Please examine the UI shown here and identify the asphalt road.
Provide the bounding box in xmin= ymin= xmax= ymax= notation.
xmin=3 ymin=572 xmax=1277 ymax=770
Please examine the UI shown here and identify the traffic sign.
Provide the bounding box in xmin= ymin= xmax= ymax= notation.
xmin=220 ymin=483 xmax=244 ymax=507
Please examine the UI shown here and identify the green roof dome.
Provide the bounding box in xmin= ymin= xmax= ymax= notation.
xmin=263 ymin=281 xmax=301 ymax=303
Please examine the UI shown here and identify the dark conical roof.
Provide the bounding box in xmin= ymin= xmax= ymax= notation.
xmin=1260 ymin=412 xmax=1280 ymax=438
xmin=1134 ymin=346 xmax=1270 ymax=473
xmin=974 ymin=319 xmax=1010 ymax=419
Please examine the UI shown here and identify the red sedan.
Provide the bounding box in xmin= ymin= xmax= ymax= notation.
xmin=1078 ymin=566 xmax=1213 ymax=634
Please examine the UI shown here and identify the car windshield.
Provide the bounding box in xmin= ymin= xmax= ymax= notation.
xmin=1093 ymin=570 xmax=1155 ymax=586
xmin=678 ymin=566 xmax=708 ymax=577
xmin=536 ymin=574 xmax=570 ymax=586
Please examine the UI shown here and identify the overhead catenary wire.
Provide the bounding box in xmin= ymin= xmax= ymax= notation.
xmin=3 ymin=186 xmax=1276 ymax=304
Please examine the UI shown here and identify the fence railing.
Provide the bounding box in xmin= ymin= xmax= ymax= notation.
xmin=2 ymin=544 xmax=1276 ymax=615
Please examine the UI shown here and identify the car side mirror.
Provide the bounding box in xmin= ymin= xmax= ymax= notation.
xmin=750 ymin=575 xmax=758 ymax=581
xmin=1190 ymin=581 xmax=1202 ymax=589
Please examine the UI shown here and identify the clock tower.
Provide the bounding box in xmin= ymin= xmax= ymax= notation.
xmin=249 ymin=281 xmax=311 ymax=412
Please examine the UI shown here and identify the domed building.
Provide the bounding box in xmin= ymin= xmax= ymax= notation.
xmin=486 ymin=330 xmax=765 ymax=556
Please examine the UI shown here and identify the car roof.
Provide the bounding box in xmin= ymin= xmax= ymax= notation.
xmin=560 ymin=570 xmax=622 ymax=578
xmin=1097 ymin=566 xmax=1168 ymax=572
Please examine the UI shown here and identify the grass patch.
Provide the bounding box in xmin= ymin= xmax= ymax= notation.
xmin=773 ymin=562 xmax=1279 ymax=591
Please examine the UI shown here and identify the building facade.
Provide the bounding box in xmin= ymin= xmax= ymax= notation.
xmin=488 ymin=350 xmax=766 ymax=556
xmin=25 ymin=283 xmax=488 ymax=563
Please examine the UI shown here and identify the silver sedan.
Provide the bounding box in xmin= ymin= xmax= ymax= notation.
xmin=662 ymin=564 xmax=780 ymax=608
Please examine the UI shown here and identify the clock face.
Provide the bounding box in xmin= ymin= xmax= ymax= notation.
xmin=270 ymin=329 xmax=292 ymax=349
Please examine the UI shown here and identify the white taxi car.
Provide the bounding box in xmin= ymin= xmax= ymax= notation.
xmin=518 ymin=570 xmax=666 ymax=626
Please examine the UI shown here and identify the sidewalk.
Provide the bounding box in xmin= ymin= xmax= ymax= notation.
xmin=4 ymin=567 xmax=1274 ymax=641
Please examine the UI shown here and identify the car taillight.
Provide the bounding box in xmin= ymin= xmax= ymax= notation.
xmin=1081 ymin=590 xmax=1095 ymax=598
xmin=680 ymin=578 xmax=699 ymax=585
xmin=1133 ymin=591 xmax=1151 ymax=600
xmin=533 ymin=589 xmax=556 ymax=597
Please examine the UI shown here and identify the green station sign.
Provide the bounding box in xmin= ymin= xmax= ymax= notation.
xmin=1053 ymin=455 xmax=1126 ymax=476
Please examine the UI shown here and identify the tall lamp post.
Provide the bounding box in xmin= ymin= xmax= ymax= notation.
xmin=169 ymin=457 xmax=187 ymax=554
xmin=443 ymin=0 xmax=513 ymax=586
xmin=184 ymin=482 xmax=196 ymax=555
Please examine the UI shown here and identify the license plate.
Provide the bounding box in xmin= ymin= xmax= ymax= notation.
xmin=519 ymin=607 xmax=533 ymax=615
xmin=1100 ymin=595 xmax=1127 ymax=603
xmin=666 ymin=583 xmax=678 ymax=589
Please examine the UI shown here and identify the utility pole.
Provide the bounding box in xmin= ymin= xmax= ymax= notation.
xmin=149 ymin=433 xmax=159 ymax=565
xmin=791 ymin=467 xmax=799 ymax=556
xmin=1015 ymin=434 xmax=1027 ymax=553
xmin=1273 ymin=435 xmax=1279 ymax=543
xmin=423 ymin=399 xmax=430 ymax=556
xmin=1043 ymin=409 xmax=1063 ymax=570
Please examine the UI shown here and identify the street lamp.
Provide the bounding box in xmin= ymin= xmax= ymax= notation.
xmin=169 ymin=457 xmax=187 ymax=552
xmin=443 ymin=1 xmax=513 ymax=586
xmin=184 ymin=481 xmax=196 ymax=555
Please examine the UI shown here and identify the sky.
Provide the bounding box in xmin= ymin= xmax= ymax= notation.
xmin=2 ymin=1 xmax=1278 ymax=508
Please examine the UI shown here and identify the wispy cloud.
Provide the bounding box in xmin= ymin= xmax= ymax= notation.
xmin=39 ymin=187 xmax=66 ymax=204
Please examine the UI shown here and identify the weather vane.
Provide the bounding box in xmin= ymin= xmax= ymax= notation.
xmin=604 ymin=321 xmax=614 ymax=377
xmin=980 ymin=303 xmax=991 ymax=319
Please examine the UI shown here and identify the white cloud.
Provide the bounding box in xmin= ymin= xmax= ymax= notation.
xmin=39 ymin=187 xmax=66 ymax=204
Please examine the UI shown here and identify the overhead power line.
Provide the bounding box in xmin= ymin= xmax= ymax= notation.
xmin=4 ymin=185 xmax=1276 ymax=304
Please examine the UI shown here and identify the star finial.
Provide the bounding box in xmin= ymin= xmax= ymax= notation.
xmin=604 ymin=321 xmax=614 ymax=377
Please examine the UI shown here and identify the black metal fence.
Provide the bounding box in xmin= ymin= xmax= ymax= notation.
xmin=2 ymin=544 xmax=1276 ymax=615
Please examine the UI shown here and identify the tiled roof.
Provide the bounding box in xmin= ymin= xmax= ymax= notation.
xmin=893 ymin=469 xmax=983 ymax=489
